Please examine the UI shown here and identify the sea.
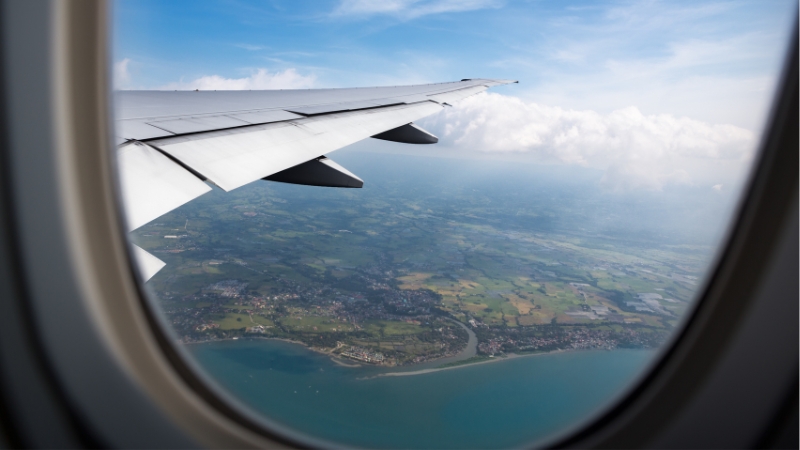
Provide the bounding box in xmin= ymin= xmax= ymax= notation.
xmin=187 ymin=339 xmax=654 ymax=449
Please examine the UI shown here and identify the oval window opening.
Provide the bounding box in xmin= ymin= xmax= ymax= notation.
xmin=112 ymin=1 xmax=796 ymax=447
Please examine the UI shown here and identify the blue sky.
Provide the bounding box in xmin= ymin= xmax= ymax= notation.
xmin=114 ymin=0 xmax=796 ymax=191
xmin=114 ymin=0 xmax=793 ymax=125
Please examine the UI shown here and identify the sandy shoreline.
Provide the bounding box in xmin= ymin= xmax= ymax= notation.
xmin=330 ymin=357 xmax=361 ymax=368
xmin=374 ymin=349 xmax=569 ymax=378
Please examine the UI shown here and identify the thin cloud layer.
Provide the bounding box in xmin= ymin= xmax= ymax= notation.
xmin=114 ymin=58 xmax=132 ymax=89
xmin=161 ymin=68 xmax=316 ymax=90
xmin=332 ymin=0 xmax=501 ymax=19
xmin=420 ymin=93 xmax=756 ymax=191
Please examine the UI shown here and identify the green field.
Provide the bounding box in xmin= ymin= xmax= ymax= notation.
xmin=215 ymin=313 xmax=274 ymax=330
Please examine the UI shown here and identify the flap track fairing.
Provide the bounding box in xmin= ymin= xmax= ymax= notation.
xmin=371 ymin=122 xmax=438 ymax=144
xmin=263 ymin=157 xmax=363 ymax=188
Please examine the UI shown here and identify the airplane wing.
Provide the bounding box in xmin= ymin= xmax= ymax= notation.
xmin=115 ymin=78 xmax=516 ymax=280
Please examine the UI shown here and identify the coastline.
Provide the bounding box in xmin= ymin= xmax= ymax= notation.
xmin=187 ymin=340 xmax=655 ymax=449
xmin=373 ymin=349 xmax=570 ymax=378
xmin=182 ymin=336 xmax=309 ymax=348
xmin=184 ymin=336 xmax=367 ymax=367
xmin=183 ymin=336 xmax=624 ymax=377
xmin=180 ymin=327 xmax=477 ymax=370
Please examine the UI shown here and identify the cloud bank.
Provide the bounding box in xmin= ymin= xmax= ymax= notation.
xmin=332 ymin=0 xmax=502 ymax=19
xmin=161 ymin=68 xmax=316 ymax=90
xmin=420 ymin=93 xmax=756 ymax=191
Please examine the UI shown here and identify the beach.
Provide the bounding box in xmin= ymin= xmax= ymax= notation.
xmin=374 ymin=349 xmax=568 ymax=377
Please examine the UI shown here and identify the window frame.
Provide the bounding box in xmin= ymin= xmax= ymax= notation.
xmin=0 ymin=1 xmax=795 ymax=447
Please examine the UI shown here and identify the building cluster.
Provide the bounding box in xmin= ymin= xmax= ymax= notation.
xmin=206 ymin=280 xmax=249 ymax=298
xmin=195 ymin=323 xmax=220 ymax=332
xmin=467 ymin=318 xmax=487 ymax=328
xmin=340 ymin=346 xmax=385 ymax=363
xmin=477 ymin=326 xmax=668 ymax=355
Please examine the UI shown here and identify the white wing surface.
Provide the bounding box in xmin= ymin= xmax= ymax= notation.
xmin=116 ymin=78 xmax=516 ymax=279
xmin=117 ymin=141 xmax=212 ymax=231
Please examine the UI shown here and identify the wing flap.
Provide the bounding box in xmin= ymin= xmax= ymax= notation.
xmin=117 ymin=141 xmax=212 ymax=231
xmin=372 ymin=123 xmax=438 ymax=144
xmin=148 ymin=101 xmax=443 ymax=191
xmin=264 ymin=156 xmax=363 ymax=188
xmin=131 ymin=244 xmax=166 ymax=282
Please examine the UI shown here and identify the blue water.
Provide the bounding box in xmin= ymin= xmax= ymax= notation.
xmin=187 ymin=340 xmax=653 ymax=448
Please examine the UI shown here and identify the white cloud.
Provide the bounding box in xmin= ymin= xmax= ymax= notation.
xmin=490 ymin=2 xmax=793 ymax=131
xmin=420 ymin=93 xmax=756 ymax=191
xmin=332 ymin=0 xmax=502 ymax=19
xmin=236 ymin=44 xmax=265 ymax=51
xmin=161 ymin=68 xmax=316 ymax=90
xmin=114 ymin=58 xmax=131 ymax=88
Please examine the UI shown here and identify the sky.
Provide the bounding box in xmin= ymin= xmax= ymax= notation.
xmin=113 ymin=0 xmax=796 ymax=193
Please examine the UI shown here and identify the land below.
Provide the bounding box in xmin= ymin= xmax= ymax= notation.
xmin=133 ymin=157 xmax=707 ymax=367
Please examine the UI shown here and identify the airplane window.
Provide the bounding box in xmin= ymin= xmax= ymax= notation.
xmin=113 ymin=1 xmax=796 ymax=447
